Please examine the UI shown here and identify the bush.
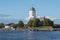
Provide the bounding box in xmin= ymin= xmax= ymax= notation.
xmin=18 ymin=20 xmax=24 ymax=27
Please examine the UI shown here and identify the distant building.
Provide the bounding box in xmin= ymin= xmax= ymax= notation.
xmin=26 ymin=7 xmax=54 ymax=26
xmin=26 ymin=7 xmax=36 ymax=20
xmin=5 ymin=26 xmax=10 ymax=29
xmin=4 ymin=24 xmax=15 ymax=30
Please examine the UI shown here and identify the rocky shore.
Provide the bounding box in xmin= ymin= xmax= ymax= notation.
xmin=0 ymin=26 xmax=60 ymax=31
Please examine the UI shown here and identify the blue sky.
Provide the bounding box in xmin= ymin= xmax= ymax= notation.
xmin=0 ymin=0 xmax=60 ymax=24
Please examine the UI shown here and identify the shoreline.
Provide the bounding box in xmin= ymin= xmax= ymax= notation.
xmin=0 ymin=28 xmax=60 ymax=31
xmin=0 ymin=26 xmax=60 ymax=31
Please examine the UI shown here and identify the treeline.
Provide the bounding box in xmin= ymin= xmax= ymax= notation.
xmin=53 ymin=24 xmax=60 ymax=28
xmin=11 ymin=18 xmax=54 ymax=28
xmin=11 ymin=21 xmax=24 ymax=28
xmin=0 ymin=21 xmax=24 ymax=29
xmin=27 ymin=18 xmax=54 ymax=27
xmin=0 ymin=18 xmax=60 ymax=29
xmin=0 ymin=23 xmax=5 ymax=28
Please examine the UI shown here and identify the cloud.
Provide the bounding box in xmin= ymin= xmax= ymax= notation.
xmin=0 ymin=14 xmax=11 ymax=17
xmin=0 ymin=14 xmax=18 ymax=23
xmin=0 ymin=15 xmax=26 ymax=24
xmin=44 ymin=16 xmax=54 ymax=21
xmin=0 ymin=17 xmax=19 ymax=24
xmin=37 ymin=16 xmax=60 ymax=23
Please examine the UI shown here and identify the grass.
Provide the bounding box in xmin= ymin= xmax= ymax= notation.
xmin=30 ymin=26 xmax=53 ymax=30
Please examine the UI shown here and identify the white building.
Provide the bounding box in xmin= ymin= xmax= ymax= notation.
xmin=26 ymin=7 xmax=52 ymax=21
xmin=26 ymin=7 xmax=36 ymax=20
xmin=5 ymin=26 xmax=15 ymax=30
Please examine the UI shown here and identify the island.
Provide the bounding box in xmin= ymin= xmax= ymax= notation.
xmin=0 ymin=7 xmax=60 ymax=31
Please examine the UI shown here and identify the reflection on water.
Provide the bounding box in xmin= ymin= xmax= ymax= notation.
xmin=0 ymin=30 xmax=60 ymax=40
xmin=26 ymin=31 xmax=35 ymax=40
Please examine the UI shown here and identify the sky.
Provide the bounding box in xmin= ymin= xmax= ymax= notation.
xmin=0 ymin=0 xmax=60 ymax=24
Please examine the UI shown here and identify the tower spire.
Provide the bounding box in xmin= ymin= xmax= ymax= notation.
xmin=26 ymin=7 xmax=36 ymax=20
xmin=30 ymin=7 xmax=35 ymax=11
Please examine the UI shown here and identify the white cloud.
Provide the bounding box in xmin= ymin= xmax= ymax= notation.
xmin=37 ymin=16 xmax=60 ymax=21
xmin=0 ymin=14 xmax=11 ymax=17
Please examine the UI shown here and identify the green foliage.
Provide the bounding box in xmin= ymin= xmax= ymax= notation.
xmin=0 ymin=23 xmax=4 ymax=25
xmin=27 ymin=20 xmax=34 ymax=27
xmin=0 ymin=23 xmax=5 ymax=28
xmin=12 ymin=24 xmax=18 ymax=28
xmin=53 ymin=24 xmax=60 ymax=28
xmin=27 ymin=18 xmax=54 ymax=27
xmin=27 ymin=19 xmax=41 ymax=27
xmin=33 ymin=19 xmax=41 ymax=27
xmin=18 ymin=20 xmax=24 ymax=27
xmin=43 ymin=18 xmax=54 ymax=26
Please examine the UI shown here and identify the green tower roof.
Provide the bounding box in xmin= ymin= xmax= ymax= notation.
xmin=30 ymin=7 xmax=35 ymax=11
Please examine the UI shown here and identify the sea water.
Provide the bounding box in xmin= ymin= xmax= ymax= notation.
xmin=0 ymin=30 xmax=60 ymax=40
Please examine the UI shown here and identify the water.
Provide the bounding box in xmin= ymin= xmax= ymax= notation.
xmin=0 ymin=30 xmax=60 ymax=40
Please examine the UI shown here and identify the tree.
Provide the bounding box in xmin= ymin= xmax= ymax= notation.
xmin=0 ymin=23 xmax=5 ymax=28
xmin=27 ymin=20 xmax=34 ymax=27
xmin=33 ymin=19 xmax=41 ymax=27
xmin=53 ymin=24 xmax=60 ymax=28
xmin=43 ymin=18 xmax=54 ymax=26
xmin=27 ymin=19 xmax=42 ymax=27
xmin=12 ymin=24 xmax=18 ymax=28
xmin=18 ymin=20 xmax=24 ymax=27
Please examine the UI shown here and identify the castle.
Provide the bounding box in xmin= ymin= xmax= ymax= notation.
xmin=26 ymin=7 xmax=52 ymax=21
xmin=26 ymin=7 xmax=36 ymax=20
xmin=26 ymin=7 xmax=54 ymax=26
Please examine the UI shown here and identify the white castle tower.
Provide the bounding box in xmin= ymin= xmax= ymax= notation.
xmin=26 ymin=7 xmax=36 ymax=20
